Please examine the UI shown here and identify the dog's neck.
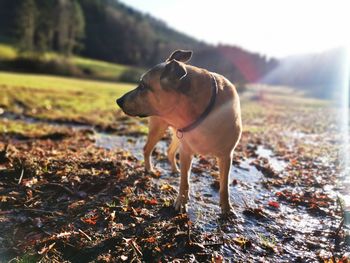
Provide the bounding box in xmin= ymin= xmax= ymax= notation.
xmin=161 ymin=70 xmax=214 ymax=130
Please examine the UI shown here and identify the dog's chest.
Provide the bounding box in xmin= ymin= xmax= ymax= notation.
xmin=183 ymin=130 xmax=231 ymax=156
xmin=183 ymin=133 xmax=214 ymax=155
xmin=181 ymin=113 xmax=241 ymax=157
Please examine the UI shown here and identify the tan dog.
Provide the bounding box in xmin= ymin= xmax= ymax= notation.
xmin=116 ymin=50 xmax=242 ymax=215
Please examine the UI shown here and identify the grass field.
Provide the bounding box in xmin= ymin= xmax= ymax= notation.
xmin=0 ymin=72 xmax=134 ymax=129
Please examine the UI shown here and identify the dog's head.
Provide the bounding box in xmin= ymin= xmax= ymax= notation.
xmin=116 ymin=50 xmax=192 ymax=118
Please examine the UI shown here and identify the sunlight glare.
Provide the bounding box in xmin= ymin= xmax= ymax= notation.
xmin=340 ymin=46 xmax=350 ymax=214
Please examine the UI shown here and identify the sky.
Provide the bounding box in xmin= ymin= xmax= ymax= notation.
xmin=119 ymin=0 xmax=350 ymax=58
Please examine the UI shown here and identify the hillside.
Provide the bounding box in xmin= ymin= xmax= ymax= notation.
xmin=77 ymin=0 xmax=204 ymax=66
xmin=0 ymin=0 xmax=277 ymax=85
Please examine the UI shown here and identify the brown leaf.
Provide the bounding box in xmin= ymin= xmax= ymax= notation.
xmin=82 ymin=215 xmax=99 ymax=225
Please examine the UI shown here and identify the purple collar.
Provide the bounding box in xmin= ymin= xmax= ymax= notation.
xmin=177 ymin=74 xmax=218 ymax=138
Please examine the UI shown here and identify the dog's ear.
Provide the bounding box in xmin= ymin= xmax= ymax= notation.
xmin=166 ymin=50 xmax=193 ymax=63
xmin=160 ymin=60 xmax=187 ymax=87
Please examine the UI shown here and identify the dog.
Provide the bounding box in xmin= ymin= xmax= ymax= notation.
xmin=116 ymin=50 xmax=242 ymax=215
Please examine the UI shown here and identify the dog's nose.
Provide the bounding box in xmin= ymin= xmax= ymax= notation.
xmin=116 ymin=97 xmax=124 ymax=108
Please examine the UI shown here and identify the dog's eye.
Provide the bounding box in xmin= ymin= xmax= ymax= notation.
xmin=139 ymin=82 xmax=148 ymax=92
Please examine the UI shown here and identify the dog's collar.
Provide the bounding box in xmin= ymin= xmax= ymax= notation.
xmin=176 ymin=74 xmax=218 ymax=139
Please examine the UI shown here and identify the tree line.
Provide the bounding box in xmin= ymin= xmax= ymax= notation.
xmin=0 ymin=0 xmax=278 ymax=84
xmin=0 ymin=0 xmax=84 ymax=55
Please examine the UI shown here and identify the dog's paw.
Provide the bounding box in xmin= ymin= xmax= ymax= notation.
xmin=221 ymin=209 xmax=240 ymax=220
xmin=174 ymin=194 xmax=188 ymax=213
xmin=144 ymin=164 xmax=153 ymax=173
xmin=220 ymin=203 xmax=234 ymax=216
xmin=145 ymin=167 xmax=154 ymax=174
xmin=171 ymin=166 xmax=180 ymax=174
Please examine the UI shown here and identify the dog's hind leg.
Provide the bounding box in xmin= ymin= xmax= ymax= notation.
xmin=218 ymin=155 xmax=234 ymax=215
xmin=144 ymin=117 xmax=168 ymax=172
xmin=167 ymin=128 xmax=180 ymax=173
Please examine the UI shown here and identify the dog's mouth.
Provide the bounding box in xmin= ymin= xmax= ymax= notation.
xmin=119 ymin=108 xmax=148 ymax=118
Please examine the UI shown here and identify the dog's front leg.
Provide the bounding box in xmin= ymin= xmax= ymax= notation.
xmin=174 ymin=145 xmax=192 ymax=213
xmin=218 ymin=155 xmax=233 ymax=215
xmin=167 ymin=129 xmax=180 ymax=173
xmin=143 ymin=117 xmax=168 ymax=172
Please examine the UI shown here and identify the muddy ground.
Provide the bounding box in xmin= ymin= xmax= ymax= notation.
xmin=0 ymin=86 xmax=349 ymax=262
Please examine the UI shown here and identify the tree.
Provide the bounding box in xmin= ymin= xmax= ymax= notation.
xmin=34 ymin=0 xmax=56 ymax=52
xmin=66 ymin=0 xmax=85 ymax=54
xmin=16 ymin=0 xmax=38 ymax=51
xmin=53 ymin=0 xmax=85 ymax=55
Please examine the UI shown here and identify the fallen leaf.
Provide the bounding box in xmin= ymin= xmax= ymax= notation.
xmin=160 ymin=184 xmax=174 ymax=192
xmin=82 ymin=215 xmax=99 ymax=225
xmin=145 ymin=236 xmax=156 ymax=243
xmin=212 ymin=252 xmax=224 ymax=263
xmin=145 ymin=198 xmax=158 ymax=205
xmin=268 ymin=201 xmax=280 ymax=208
xmin=233 ymin=236 xmax=251 ymax=248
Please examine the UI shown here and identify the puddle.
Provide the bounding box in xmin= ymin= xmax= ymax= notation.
xmin=256 ymin=145 xmax=287 ymax=172
xmin=95 ymin=133 xmax=148 ymax=160
xmin=95 ymin=133 xmax=274 ymax=207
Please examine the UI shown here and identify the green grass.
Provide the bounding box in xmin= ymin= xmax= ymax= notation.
xmin=0 ymin=43 xmax=143 ymax=81
xmin=0 ymin=71 xmax=134 ymax=127
xmin=9 ymin=253 xmax=39 ymax=263
xmin=0 ymin=71 xmax=133 ymax=91
xmin=72 ymin=56 xmax=130 ymax=79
